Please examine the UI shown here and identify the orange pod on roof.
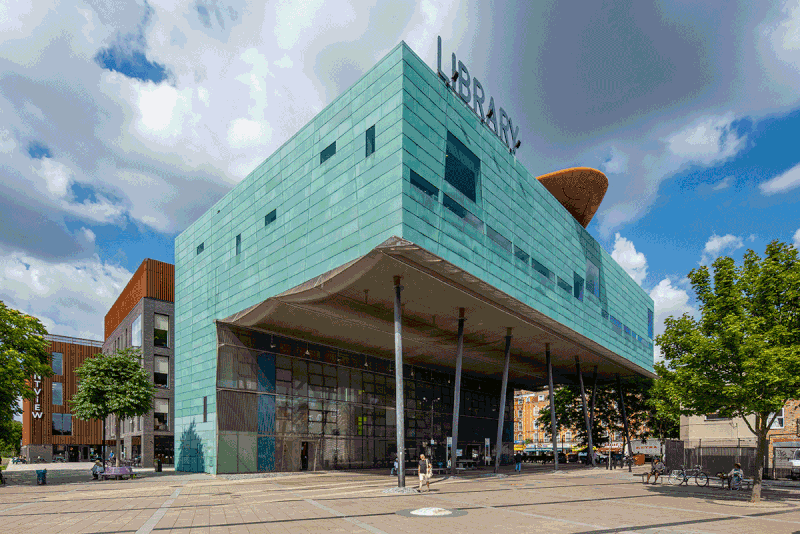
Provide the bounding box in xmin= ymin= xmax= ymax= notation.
xmin=535 ymin=167 xmax=608 ymax=228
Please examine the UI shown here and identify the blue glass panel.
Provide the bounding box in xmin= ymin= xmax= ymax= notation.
xmin=257 ymin=436 xmax=275 ymax=472
xmin=258 ymin=394 xmax=275 ymax=434
xmin=257 ymin=352 xmax=275 ymax=392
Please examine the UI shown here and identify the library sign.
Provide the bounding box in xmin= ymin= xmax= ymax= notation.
xmin=31 ymin=374 xmax=44 ymax=419
xmin=436 ymin=36 xmax=521 ymax=152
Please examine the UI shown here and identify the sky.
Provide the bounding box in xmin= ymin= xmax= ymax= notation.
xmin=1 ymin=0 xmax=799 ymax=358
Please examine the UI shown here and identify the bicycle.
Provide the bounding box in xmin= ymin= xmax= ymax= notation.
xmin=667 ymin=464 xmax=708 ymax=487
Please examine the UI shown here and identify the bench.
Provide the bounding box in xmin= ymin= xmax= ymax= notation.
xmin=636 ymin=472 xmax=665 ymax=484
xmin=101 ymin=466 xmax=133 ymax=480
xmin=709 ymin=476 xmax=754 ymax=490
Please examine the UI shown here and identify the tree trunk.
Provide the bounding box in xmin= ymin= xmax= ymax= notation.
xmin=102 ymin=418 xmax=106 ymax=468
xmin=751 ymin=425 xmax=767 ymax=503
xmin=115 ymin=416 xmax=121 ymax=468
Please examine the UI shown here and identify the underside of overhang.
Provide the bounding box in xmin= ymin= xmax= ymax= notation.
xmin=223 ymin=236 xmax=655 ymax=389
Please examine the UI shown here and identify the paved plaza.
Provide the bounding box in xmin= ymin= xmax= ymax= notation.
xmin=2 ymin=463 xmax=800 ymax=534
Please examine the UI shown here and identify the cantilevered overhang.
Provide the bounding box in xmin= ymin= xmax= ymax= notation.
xmin=223 ymin=237 xmax=655 ymax=388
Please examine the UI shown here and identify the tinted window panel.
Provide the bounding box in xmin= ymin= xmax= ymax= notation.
xmin=444 ymin=131 xmax=479 ymax=202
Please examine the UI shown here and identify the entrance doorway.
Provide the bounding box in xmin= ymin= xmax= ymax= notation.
xmin=68 ymin=446 xmax=79 ymax=462
xmin=301 ymin=442 xmax=309 ymax=471
xmin=82 ymin=446 xmax=88 ymax=460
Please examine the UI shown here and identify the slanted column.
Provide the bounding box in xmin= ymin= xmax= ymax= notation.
xmin=494 ymin=328 xmax=512 ymax=473
xmin=546 ymin=343 xmax=558 ymax=471
xmin=450 ymin=308 xmax=465 ymax=476
xmin=616 ymin=374 xmax=633 ymax=473
xmin=575 ymin=356 xmax=594 ymax=467
xmin=393 ymin=276 xmax=405 ymax=487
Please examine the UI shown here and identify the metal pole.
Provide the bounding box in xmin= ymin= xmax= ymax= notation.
xmin=546 ymin=343 xmax=558 ymax=471
xmin=451 ymin=308 xmax=465 ymax=476
xmin=616 ymin=374 xmax=633 ymax=472
xmin=393 ymin=276 xmax=405 ymax=487
xmin=575 ymin=356 xmax=594 ymax=467
xmin=494 ymin=328 xmax=512 ymax=473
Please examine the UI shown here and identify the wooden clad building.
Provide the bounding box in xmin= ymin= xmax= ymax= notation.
xmin=21 ymin=334 xmax=105 ymax=462
xmin=104 ymin=259 xmax=174 ymax=340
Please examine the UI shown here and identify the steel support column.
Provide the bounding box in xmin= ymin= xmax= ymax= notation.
xmin=450 ymin=308 xmax=465 ymax=477
xmin=494 ymin=328 xmax=512 ymax=473
xmin=616 ymin=374 xmax=633 ymax=473
xmin=546 ymin=343 xmax=558 ymax=471
xmin=393 ymin=276 xmax=405 ymax=487
xmin=575 ymin=356 xmax=594 ymax=467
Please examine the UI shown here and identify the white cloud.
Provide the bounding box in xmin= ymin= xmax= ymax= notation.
xmin=759 ymin=162 xmax=800 ymax=195
xmin=700 ymin=233 xmax=744 ymax=266
xmin=649 ymin=277 xmax=697 ymax=362
xmin=793 ymin=228 xmax=800 ymax=249
xmin=0 ymin=246 xmax=132 ymax=340
xmin=666 ymin=113 xmax=745 ymax=164
xmin=596 ymin=112 xmax=747 ymax=236
xmin=712 ymin=176 xmax=733 ymax=190
xmin=601 ymin=147 xmax=628 ymax=174
xmin=611 ymin=233 xmax=647 ymax=285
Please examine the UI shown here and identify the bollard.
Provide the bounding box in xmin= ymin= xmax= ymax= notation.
xmin=155 ymin=458 xmax=162 ymax=473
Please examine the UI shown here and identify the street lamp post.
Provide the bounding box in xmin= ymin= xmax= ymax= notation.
xmin=423 ymin=396 xmax=441 ymax=458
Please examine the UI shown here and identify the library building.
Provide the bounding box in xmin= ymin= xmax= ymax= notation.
xmin=173 ymin=39 xmax=655 ymax=478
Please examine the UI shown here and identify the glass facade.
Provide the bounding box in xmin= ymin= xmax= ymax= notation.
xmin=215 ymin=324 xmax=514 ymax=473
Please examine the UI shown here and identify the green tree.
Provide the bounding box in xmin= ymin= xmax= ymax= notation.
xmin=536 ymin=376 xmax=680 ymax=454
xmin=657 ymin=240 xmax=800 ymax=503
xmin=0 ymin=420 xmax=23 ymax=456
xmin=70 ymin=347 xmax=156 ymax=467
xmin=0 ymin=301 xmax=53 ymax=444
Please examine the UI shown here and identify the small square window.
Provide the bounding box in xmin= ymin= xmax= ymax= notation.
xmin=196 ymin=242 xmax=204 ymax=255
xmin=265 ymin=209 xmax=277 ymax=226
xmin=320 ymin=141 xmax=336 ymax=164
xmin=365 ymin=125 xmax=375 ymax=158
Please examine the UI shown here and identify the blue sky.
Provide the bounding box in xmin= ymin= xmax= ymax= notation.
xmin=0 ymin=0 xmax=799 ymax=354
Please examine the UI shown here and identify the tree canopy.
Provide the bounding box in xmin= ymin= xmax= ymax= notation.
xmin=0 ymin=420 xmax=23 ymax=456
xmin=70 ymin=347 xmax=156 ymax=465
xmin=0 ymin=301 xmax=53 ymax=443
xmin=657 ymin=240 xmax=800 ymax=502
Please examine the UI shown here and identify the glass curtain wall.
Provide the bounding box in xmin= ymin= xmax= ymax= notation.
xmin=216 ymin=324 xmax=514 ymax=474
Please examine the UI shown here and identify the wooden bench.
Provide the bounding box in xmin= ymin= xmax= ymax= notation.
xmin=101 ymin=466 xmax=133 ymax=480
xmin=636 ymin=472 xmax=666 ymax=484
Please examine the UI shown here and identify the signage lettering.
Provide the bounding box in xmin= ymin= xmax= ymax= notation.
xmin=437 ymin=36 xmax=520 ymax=152
xmin=32 ymin=374 xmax=43 ymax=419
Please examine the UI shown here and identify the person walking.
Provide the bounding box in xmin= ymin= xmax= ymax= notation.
xmin=390 ymin=457 xmax=398 ymax=476
xmin=418 ymin=453 xmax=431 ymax=492
xmin=514 ymin=452 xmax=522 ymax=473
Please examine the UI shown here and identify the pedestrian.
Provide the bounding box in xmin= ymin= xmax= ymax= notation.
xmin=722 ymin=462 xmax=744 ymax=489
xmin=514 ymin=452 xmax=522 ymax=473
xmin=645 ymin=456 xmax=665 ymax=484
xmin=390 ymin=457 xmax=398 ymax=476
xmin=418 ymin=453 xmax=431 ymax=492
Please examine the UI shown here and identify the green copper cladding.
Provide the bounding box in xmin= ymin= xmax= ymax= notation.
xmin=174 ymin=41 xmax=653 ymax=474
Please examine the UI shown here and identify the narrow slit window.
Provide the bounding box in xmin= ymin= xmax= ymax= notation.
xmin=320 ymin=141 xmax=336 ymax=164
xmin=365 ymin=125 xmax=375 ymax=157
xmin=410 ymin=170 xmax=438 ymax=198
xmin=573 ymin=273 xmax=584 ymax=302
xmin=532 ymin=258 xmax=554 ymax=287
xmin=557 ymin=276 xmax=572 ymax=294
xmin=486 ymin=226 xmax=512 ymax=253
xmin=443 ymin=194 xmax=467 ymax=218
xmin=196 ymin=242 xmax=204 ymax=255
xmin=235 ymin=234 xmax=241 ymax=255
xmin=514 ymin=245 xmax=529 ymax=264
xmin=265 ymin=209 xmax=277 ymax=226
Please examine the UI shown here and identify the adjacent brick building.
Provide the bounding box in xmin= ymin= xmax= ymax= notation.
xmin=103 ymin=258 xmax=175 ymax=467
xmin=21 ymin=334 xmax=104 ymax=462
